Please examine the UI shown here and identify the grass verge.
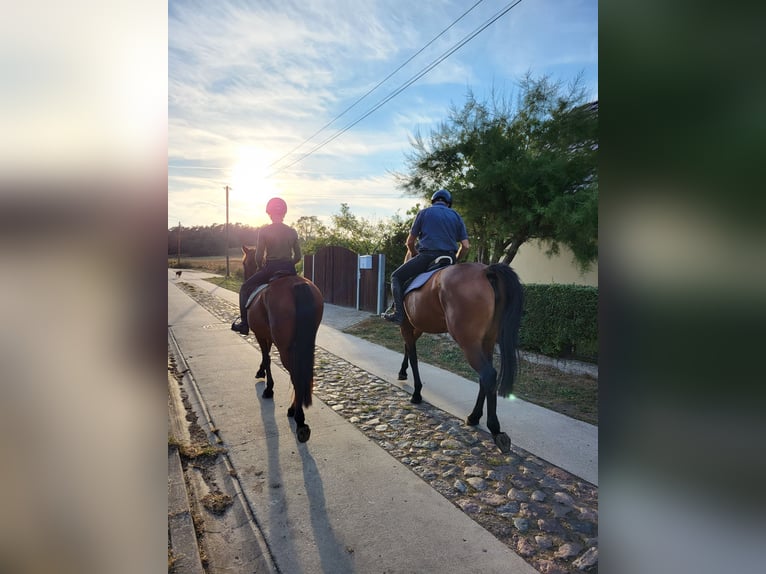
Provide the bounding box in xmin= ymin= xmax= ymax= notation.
xmin=204 ymin=275 xmax=243 ymax=292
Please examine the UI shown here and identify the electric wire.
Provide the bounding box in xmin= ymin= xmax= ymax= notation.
xmin=267 ymin=0 xmax=524 ymax=177
xmin=266 ymin=0 xmax=487 ymax=171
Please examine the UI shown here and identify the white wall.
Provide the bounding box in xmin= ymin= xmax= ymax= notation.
xmin=511 ymin=240 xmax=597 ymax=286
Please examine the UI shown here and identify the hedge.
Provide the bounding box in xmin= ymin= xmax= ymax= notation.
xmin=519 ymin=283 xmax=598 ymax=362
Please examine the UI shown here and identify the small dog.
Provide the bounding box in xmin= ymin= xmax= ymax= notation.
xmin=175 ymin=270 xmax=183 ymax=279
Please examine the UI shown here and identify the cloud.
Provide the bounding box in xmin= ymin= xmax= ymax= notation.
xmin=169 ymin=0 xmax=598 ymax=226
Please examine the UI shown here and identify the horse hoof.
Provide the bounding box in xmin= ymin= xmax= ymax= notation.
xmin=494 ymin=432 xmax=511 ymax=453
xmin=410 ymin=394 xmax=422 ymax=404
xmin=262 ymin=388 xmax=274 ymax=399
xmin=287 ymin=407 xmax=295 ymax=418
xmin=256 ymin=369 xmax=266 ymax=379
xmin=297 ymin=425 xmax=311 ymax=443
xmin=466 ymin=415 xmax=480 ymax=426
xmin=397 ymin=373 xmax=407 ymax=381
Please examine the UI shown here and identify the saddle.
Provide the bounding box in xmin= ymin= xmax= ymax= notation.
xmin=403 ymin=255 xmax=454 ymax=296
xmin=245 ymin=271 xmax=297 ymax=309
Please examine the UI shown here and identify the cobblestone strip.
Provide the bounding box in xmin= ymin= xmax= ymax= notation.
xmin=175 ymin=282 xmax=599 ymax=573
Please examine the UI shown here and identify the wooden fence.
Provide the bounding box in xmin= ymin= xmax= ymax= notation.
xmin=304 ymin=246 xmax=386 ymax=314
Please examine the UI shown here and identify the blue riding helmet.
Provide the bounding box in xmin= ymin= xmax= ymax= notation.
xmin=430 ymin=188 xmax=452 ymax=207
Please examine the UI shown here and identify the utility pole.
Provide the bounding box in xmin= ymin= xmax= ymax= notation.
xmin=225 ymin=185 xmax=230 ymax=277
xmin=177 ymin=221 xmax=181 ymax=266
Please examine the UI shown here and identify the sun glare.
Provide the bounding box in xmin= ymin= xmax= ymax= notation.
xmin=230 ymin=147 xmax=280 ymax=224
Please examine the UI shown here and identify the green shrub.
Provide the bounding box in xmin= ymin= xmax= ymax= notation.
xmin=520 ymin=284 xmax=598 ymax=362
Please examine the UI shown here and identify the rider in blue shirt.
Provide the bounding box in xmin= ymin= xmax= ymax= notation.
xmin=383 ymin=189 xmax=470 ymax=324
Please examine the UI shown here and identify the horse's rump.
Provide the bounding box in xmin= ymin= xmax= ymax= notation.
xmin=250 ymin=275 xmax=310 ymax=346
xmin=405 ymin=263 xmax=495 ymax=335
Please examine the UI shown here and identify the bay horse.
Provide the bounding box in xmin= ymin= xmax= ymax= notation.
xmin=241 ymin=245 xmax=324 ymax=442
xmin=396 ymin=262 xmax=523 ymax=452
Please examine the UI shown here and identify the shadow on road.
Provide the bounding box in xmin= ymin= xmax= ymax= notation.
xmin=298 ymin=445 xmax=354 ymax=573
xmin=255 ymin=379 xmax=304 ymax=574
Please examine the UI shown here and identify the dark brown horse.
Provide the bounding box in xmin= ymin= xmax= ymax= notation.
xmin=396 ymin=262 xmax=523 ymax=452
xmin=242 ymin=246 xmax=324 ymax=442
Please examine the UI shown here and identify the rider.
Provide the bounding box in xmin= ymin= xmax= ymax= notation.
xmin=382 ymin=188 xmax=470 ymax=324
xmin=231 ymin=197 xmax=302 ymax=335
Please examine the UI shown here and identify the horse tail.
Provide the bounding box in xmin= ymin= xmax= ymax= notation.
xmin=487 ymin=264 xmax=523 ymax=398
xmin=291 ymin=282 xmax=317 ymax=408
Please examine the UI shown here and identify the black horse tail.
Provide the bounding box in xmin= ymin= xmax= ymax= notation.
xmin=292 ymin=282 xmax=317 ymax=408
xmin=487 ymin=264 xmax=523 ymax=398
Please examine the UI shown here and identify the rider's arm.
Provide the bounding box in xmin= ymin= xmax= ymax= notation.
xmin=456 ymin=239 xmax=470 ymax=262
xmin=291 ymin=230 xmax=302 ymax=265
xmin=405 ymin=233 xmax=418 ymax=258
xmin=254 ymin=231 xmax=267 ymax=268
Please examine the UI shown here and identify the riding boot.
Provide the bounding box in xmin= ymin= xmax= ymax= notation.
xmin=231 ymin=317 xmax=249 ymax=335
xmin=383 ymin=277 xmax=404 ymax=324
xmin=231 ymin=295 xmax=249 ymax=335
xmin=232 ymin=286 xmax=251 ymax=335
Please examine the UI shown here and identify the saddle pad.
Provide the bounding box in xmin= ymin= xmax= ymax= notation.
xmin=404 ymin=269 xmax=440 ymax=296
xmin=245 ymin=284 xmax=268 ymax=309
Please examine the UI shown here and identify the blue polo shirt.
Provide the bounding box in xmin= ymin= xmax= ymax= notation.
xmin=410 ymin=203 xmax=468 ymax=252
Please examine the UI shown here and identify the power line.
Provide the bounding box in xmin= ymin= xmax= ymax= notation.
xmin=267 ymin=0 xmax=524 ymax=178
xmin=267 ymin=0 xmax=487 ymax=171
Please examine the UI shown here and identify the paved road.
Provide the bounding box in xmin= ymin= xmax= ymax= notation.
xmin=168 ymin=270 xmax=598 ymax=573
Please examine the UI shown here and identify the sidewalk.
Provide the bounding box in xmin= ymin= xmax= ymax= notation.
xmin=171 ymin=269 xmax=598 ymax=486
xmin=168 ymin=271 xmax=539 ymax=574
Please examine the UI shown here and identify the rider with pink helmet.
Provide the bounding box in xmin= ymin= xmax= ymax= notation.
xmin=231 ymin=197 xmax=302 ymax=335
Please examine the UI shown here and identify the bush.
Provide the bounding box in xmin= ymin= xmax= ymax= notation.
xmin=520 ymin=284 xmax=598 ymax=362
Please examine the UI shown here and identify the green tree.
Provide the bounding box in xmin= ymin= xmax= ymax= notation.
xmin=395 ymin=73 xmax=598 ymax=270
xmin=296 ymin=203 xmax=417 ymax=281
xmin=167 ymin=222 xmax=260 ymax=257
xmin=324 ymin=203 xmax=388 ymax=255
xmin=378 ymin=211 xmax=415 ymax=278
xmin=294 ymin=215 xmax=328 ymax=254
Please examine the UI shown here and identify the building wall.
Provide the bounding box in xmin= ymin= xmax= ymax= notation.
xmin=511 ymin=240 xmax=598 ymax=286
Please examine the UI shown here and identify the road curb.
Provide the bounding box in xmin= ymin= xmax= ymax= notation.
xmin=168 ymin=329 xmax=281 ymax=574
xmin=167 ymin=444 xmax=206 ymax=574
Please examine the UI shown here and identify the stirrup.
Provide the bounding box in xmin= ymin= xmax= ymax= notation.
xmin=382 ymin=309 xmax=403 ymax=324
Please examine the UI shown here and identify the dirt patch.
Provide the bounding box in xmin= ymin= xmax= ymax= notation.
xmin=168 ymin=349 xmax=231 ymax=570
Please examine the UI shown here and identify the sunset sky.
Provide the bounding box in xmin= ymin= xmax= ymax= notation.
xmin=168 ymin=0 xmax=598 ymax=229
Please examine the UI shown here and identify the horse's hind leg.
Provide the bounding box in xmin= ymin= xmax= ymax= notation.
xmin=486 ymin=391 xmax=511 ymax=453
xmin=467 ymin=385 xmax=486 ymax=427
xmin=255 ymin=339 xmax=275 ymax=398
xmin=464 ymin=352 xmax=510 ymax=452
xmin=464 ymin=347 xmax=494 ymax=426
xmin=473 ymin=352 xmax=511 ymax=452
xmin=292 ymin=403 xmax=310 ymax=442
